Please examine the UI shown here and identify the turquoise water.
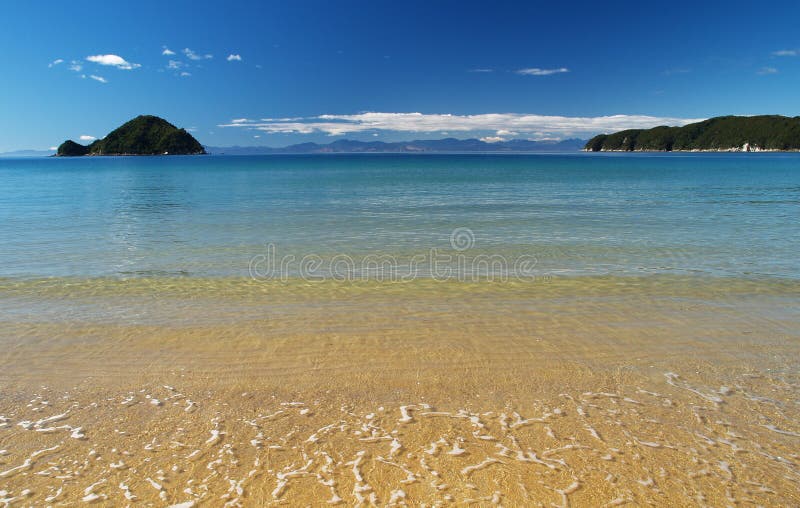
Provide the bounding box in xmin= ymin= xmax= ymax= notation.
xmin=0 ymin=153 xmax=798 ymax=280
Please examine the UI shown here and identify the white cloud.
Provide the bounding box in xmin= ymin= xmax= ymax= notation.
xmin=48 ymin=58 xmax=64 ymax=68
xmin=772 ymin=49 xmax=798 ymax=57
xmin=220 ymin=112 xmax=705 ymax=138
xmin=495 ymin=129 xmax=517 ymax=136
xmin=79 ymin=135 xmax=96 ymax=141
xmin=69 ymin=61 xmax=83 ymax=72
xmin=516 ymin=67 xmax=569 ymax=76
xmin=758 ymin=66 xmax=778 ymax=75
xmin=167 ymin=60 xmax=184 ymax=70
xmin=86 ymin=54 xmax=141 ymax=70
xmin=49 ymin=146 xmax=58 ymax=151
xmin=162 ymin=47 xmax=176 ymax=55
xmin=468 ymin=68 xmax=493 ymax=73
xmin=180 ymin=71 xmax=191 ymax=77
xmin=183 ymin=48 xmax=213 ymax=60
xmin=227 ymin=54 xmax=242 ymax=61
xmin=480 ymin=136 xmax=506 ymax=143
xmin=89 ymin=75 xmax=108 ymax=83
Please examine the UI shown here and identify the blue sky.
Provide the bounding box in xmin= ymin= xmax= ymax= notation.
xmin=2 ymin=0 xmax=800 ymax=151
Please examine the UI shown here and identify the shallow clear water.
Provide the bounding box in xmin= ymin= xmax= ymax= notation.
xmin=2 ymin=153 xmax=800 ymax=505
xmin=1 ymin=153 xmax=798 ymax=280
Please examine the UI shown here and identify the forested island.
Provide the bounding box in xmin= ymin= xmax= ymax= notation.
xmin=56 ymin=115 xmax=205 ymax=156
xmin=585 ymin=115 xmax=800 ymax=152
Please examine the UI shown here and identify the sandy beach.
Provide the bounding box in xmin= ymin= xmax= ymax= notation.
xmin=2 ymin=276 xmax=798 ymax=505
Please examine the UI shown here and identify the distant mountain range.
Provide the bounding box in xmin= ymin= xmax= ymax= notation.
xmin=0 ymin=149 xmax=54 ymax=157
xmin=1 ymin=137 xmax=586 ymax=158
xmin=205 ymin=137 xmax=587 ymax=155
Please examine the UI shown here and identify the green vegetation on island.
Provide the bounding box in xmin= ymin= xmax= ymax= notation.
xmin=585 ymin=115 xmax=800 ymax=152
xmin=56 ymin=115 xmax=205 ymax=156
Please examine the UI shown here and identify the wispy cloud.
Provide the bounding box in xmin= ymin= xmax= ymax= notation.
xmin=89 ymin=75 xmax=108 ymax=83
xmin=226 ymin=54 xmax=243 ymax=62
xmin=220 ymin=112 xmax=704 ymax=138
xmin=69 ymin=60 xmax=83 ymax=72
xmin=772 ymin=49 xmax=798 ymax=57
xmin=180 ymin=71 xmax=191 ymax=77
xmin=48 ymin=58 xmax=64 ymax=68
xmin=480 ymin=136 xmax=506 ymax=143
xmin=86 ymin=54 xmax=141 ymax=70
xmin=162 ymin=47 xmax=176 ymax=56
xmin=468 ymin=68 xmax=493 ymax=73
xmin=79 ymin=135 xmax=96 ymax=141
xmin=183 ymin=48 xmax=213 ymax=60
xmin=515 ymin=67 xmax=569 ymax=76
xmin=167 ymin=60 xmax=185 ymax=70
xmin=758 ymin=66 xmax=778 ymax=75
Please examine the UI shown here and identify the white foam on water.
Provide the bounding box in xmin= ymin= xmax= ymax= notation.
xmin=146 ymin=477 xmax=163 ymax=491
xmin=1 ymin=445 xmax=60 ymax=478
xmin=44 ymin=486 xmax=63 ymax=502
xmin=522 ymin=451 xmax=558 ymax=470
xmin=424 ymin=438 xmax=448 ymax=456
xmin=665 ymin=372 xmax=724 ymax=404
xmin=0 ymin=489 xmax=32 ymax=506
xmin=719 ymin=460 xmax=734 ymax=480
xmin=398 ymin=405 xmax=413 ymax=423
xmin=762 ymin=424 xmax=800 ymax=437
xmin=119 ymin=481 xmax=137 ymax=501
xmin=637 ymin=477 xmax=656 ymax=488
xmin=603 ymin=496 xmax=630 ymax=506
xmin=388 ymin=438 xmax=402 ymax=457
xmin=585 ymin=425 xmax=603 ymax=442
xmin=376 ymin=456 xmax=417 ymax=484
xmin=272 ymin=458 xmax=314 ymax=499
xmin=635 ymin=438 xmax=664 ymax=449
xmin=461 ymin=457 xmax=501 ymax=476
xmin=82 ymin=479 xmax=107 ymax=503
xmin=509 ymin=411 xmax=550 ymax=429
xmin=448 ymin=440 xmax=466 ymax=456
xmin=388 ymin=488 xmax=406 ymax=504
xmin=398 ymin=404 xmax=430 ymax=424
xmin=555 ymin=480 xmax=581 ymax=508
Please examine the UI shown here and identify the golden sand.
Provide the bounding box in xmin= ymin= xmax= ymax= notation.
xmin=1 ymin=276 xmax=799 ymax=506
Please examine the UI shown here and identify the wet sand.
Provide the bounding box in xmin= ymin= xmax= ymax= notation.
xmin=1 ymin=276 xmax=799 ymax=506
